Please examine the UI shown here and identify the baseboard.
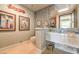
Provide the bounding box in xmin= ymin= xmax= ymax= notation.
xmin=0 ymin=40 xmax=29 ymax=51
xmin=0 ymin=43 xmax=20 ymax=51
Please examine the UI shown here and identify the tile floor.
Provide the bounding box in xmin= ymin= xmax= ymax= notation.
xmin=0 ymin=40 xmax=70 ymax=54
xmin=0 ymin=40 xmax=41 ymax=54
xmin=42 ymin=48 xmax=71 ymax=54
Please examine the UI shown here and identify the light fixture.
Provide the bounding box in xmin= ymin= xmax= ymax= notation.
xmin=58 ymin=8 xmax=69 ymax=12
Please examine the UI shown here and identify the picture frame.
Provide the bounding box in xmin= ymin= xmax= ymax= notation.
xmin=19 ymin=16 xmax=30 ymax=31
xmin=0 ymin=10 xmax=16 ymax=31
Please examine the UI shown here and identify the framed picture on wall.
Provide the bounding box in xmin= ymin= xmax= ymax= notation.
xmin=19 ymin=16 xmax=30 ymax=31
xmin=0 ymin=10 xmax=16 ymax=31
xmin=50 ymin=17 xmax=56 ymax=28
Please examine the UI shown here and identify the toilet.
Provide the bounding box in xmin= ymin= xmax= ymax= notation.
xmin=30 ymin=36 xmax=36 ymax=45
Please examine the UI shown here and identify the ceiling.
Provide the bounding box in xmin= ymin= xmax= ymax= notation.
xmin=54 ymin=4 xmax=70 ymax=10
xmin=54 ymin=4 xmax=76 ymax=10
xmin=21 ymin=4 xmax=76 ymax=12
xmin=21 ymin=4 xmax=52 ymax=11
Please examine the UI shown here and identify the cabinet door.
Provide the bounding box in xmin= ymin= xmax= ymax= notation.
xmin=36 ymin=30 xmax=42 ymax=49
xmin=35 ymin=29 xmax=46 ymax=49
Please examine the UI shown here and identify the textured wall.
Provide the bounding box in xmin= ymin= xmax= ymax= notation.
xmin=35 ymin=5 xmax=57 ymax=50
xmin=35 ymin=5 xmax=57 ymax=27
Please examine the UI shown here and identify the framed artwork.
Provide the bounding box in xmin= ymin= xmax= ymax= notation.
xmin=19 ymin=16 xmax=30 ymax=31
xmin=50 ymin=17 xmax=56 ymax=28
xmin=0 ymin=10 xmax=16 ymax=31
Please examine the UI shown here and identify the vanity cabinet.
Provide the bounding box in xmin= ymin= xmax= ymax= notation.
xmin=47 ymin=32 xmax=79 ymax=54
xmin=35 ymin=28 xmax=49 ymax=51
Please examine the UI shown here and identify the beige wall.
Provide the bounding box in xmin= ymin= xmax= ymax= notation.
xmin=77 ymin=5 xmax=79 ymax=28
xmin=0 ymin=4 xmax=35 ymax=48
